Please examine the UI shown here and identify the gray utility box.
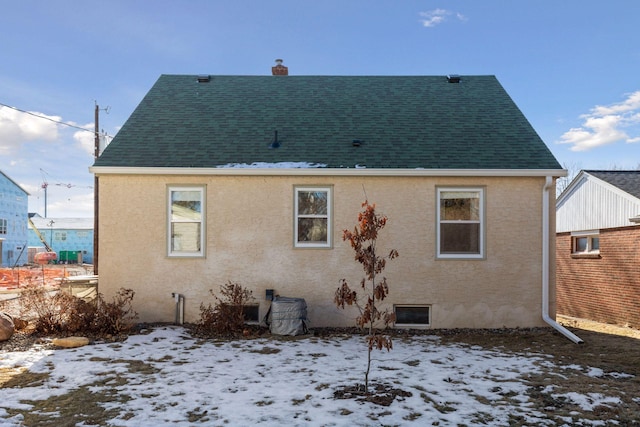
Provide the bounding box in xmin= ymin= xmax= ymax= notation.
xmin=267 ymin=296 xmax=309 ymax=336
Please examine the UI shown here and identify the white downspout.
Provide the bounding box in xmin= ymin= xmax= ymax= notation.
xmin=172 ymin=293 xmax=185 ymax=325
xmin=542 ymin=176 xmax=583 ymax=344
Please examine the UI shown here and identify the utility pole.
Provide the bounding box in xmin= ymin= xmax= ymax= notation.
xmin=93 ymin=103 xmax=100 ymax=275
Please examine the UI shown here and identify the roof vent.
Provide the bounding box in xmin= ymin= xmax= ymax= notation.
xmin=352 ymin=139 xmax=362 ymax=147
xmin=447 ymin=74 xmax=461 ymax=83
xmin=197 ymin=75 xmax=210 ymax=83
xmin=269 ymin=130 xmax=281 ymax=148
xmin=272 ymin=59 xmax=288 ymax=76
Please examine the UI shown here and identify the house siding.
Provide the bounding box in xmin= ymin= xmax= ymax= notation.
xmin=0 ymin=172 xmax=29 ymax=267
xmin=97 ymin=174 xmax=553 ymax=329
xmin=557 ymin=173 xmax=640 ymax=232
xmin=557 ymin=227 xmax=640 ymax=328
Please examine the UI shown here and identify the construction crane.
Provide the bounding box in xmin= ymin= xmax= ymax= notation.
xmin=40 ymin=168 xmax=93 ymax=217
xmin=28 ymin=217 xmax=58 ymax=263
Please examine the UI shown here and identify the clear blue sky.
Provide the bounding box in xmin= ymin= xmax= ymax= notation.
xmin=1 ymin=0 xmax=639 ymax=217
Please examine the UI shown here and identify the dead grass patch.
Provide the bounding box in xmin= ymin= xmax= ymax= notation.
xmin=247 ymin=346 xmax=281 ymax=354
xmin=0 ymin=367 xmax=49 ymax=388
xmin=3 ymin=379 xmax=128 ymax=426
xmin=334 ymin=382 xmax=412 ymax=406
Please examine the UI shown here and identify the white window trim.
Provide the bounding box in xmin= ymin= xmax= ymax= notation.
xmin=436 ymin=187 xmax=485 ymax=259
xmin=394 ymin=305 xmax=431 ymax=328
xmin=571 ymin=230 xmax=599 ymax=255
xmin=294 ymin=186 xmax=332 ymax=248
xmin=167 ymin=185 xmax=206 ymax=258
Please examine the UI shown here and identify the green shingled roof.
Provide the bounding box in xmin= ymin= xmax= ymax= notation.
xmin=93 ymin=74 xmax=561 ymax=170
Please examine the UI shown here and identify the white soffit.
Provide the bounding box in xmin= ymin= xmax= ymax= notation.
xmin=90 ymin=167 xmax=568 ymax=178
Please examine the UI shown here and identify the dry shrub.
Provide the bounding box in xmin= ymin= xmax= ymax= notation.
xmin=18 ymin=284 xmax=137 ymax=336
xmin=57 ymin=293 xmax=99 ymax=333
xmin=93 ymin=288 xmax=138 ymax=335
xmin=197 ymin=281 xmax=254 ymax=337
xmin=18 ymin=284 xmax=85 ymax=334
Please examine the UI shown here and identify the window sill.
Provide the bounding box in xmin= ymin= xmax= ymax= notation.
xmin=436 ymin=256 xmax=485 ymax=260
xmin=394 ymin=324 xmax=431 ymax=329
xmin=571 ymin=253 xmax=601 ymax=259
xmin=167 ymin=254 xmax=206 ymax=259
xmin=294 ymin=244 xmax=332 ymax=249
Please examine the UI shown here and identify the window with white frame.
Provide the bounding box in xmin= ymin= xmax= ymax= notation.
xmin=168 ymin=186 xmax=205 ymax=257
xmin=0 ymin=218 xmax=6 ymax=235
xmin=437 ymin=187 xmax=484 ymax=259
xmin=571 ymin=230 xmax=599 ymax=255
xmin=294 ymin=186 xmax=332 ymax=248
xmin=54 ymin=231 xmax=67 ymax=241
xmin=395 ymin=305 xmax=430 ymax=327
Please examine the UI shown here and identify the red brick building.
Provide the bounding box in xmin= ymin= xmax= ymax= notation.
xmin=556 ymin=171 xmax=640 ymax=328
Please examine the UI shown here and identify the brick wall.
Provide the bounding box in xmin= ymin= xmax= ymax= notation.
xmin=557 ymin=226 xmax=640 ymax=328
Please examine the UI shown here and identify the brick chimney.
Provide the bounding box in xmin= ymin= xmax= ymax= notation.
xmin=272 ymin=59 xmax=288 ymax=76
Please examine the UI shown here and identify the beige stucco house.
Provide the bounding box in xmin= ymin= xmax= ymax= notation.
xmin=91 ymin=64 xmax=577 ymax=339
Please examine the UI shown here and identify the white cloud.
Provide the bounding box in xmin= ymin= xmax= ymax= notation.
xmin=419 ymin=9 xmax=448 ymax=27
xmin=419 ymin=9 xmax=466 ymax=28
xmin=0 ymin=106 xmax=60 ymax=155
xmin=558 ymin=91 xmax=640 ymax=151
xmin=592 ymin=91 xmax=640 ymax=116
xmin=73 ymin=124 xmax=97 ymax=156
xmin=45 ymin=189 xmax=95 ymax=217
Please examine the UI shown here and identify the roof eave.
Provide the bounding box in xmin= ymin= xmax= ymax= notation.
xmin=90 ymin=166 xmax=567 ymax=178
xmin=0 ymin=169 xmax=30 ymax=196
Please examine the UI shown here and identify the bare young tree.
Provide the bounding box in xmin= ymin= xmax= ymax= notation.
xmin=334 ymin=200 xmax=399 ymax=393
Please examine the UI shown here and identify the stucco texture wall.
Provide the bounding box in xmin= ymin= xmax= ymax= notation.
xmin=97 ymin=174 xmax=553 ymax=329
xmin=557 ymin=227 xmax=640 ymax=328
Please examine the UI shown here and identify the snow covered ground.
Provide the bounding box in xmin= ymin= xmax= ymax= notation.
xmin=0 ymin=326 xmax=633 ymax=426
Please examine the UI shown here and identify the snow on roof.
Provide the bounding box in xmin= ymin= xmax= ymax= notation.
xmin=216 ymin=161 xmax=328 ymax=169
xmin=29 ymin=217 xmax=93 ymax=230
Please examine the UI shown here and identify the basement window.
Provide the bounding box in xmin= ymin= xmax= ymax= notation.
xmin=167 ymin=185 xmax=205 ymax=257
xmin=395 ymin=305 xmax=430 ymax=327
xmin=571 ymin=230 xmax=599 ymax=257
xmin=243 ymin=305 xmax=260 ymax=323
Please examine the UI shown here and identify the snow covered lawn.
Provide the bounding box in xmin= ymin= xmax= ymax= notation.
xmin=0 ymin=326 xmax=635 ymax=426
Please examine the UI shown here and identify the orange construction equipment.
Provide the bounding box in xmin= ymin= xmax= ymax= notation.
xmin=28 ymin=217 xmax=57 ymax=263
xmin=34 ymin=252 xmax=58 ymax=264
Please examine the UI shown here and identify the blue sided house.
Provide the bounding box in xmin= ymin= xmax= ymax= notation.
xmin=28 ymin=215 xmax=94 ymax=264
xmin=0 ymin=170 xmax=29 ymax=267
